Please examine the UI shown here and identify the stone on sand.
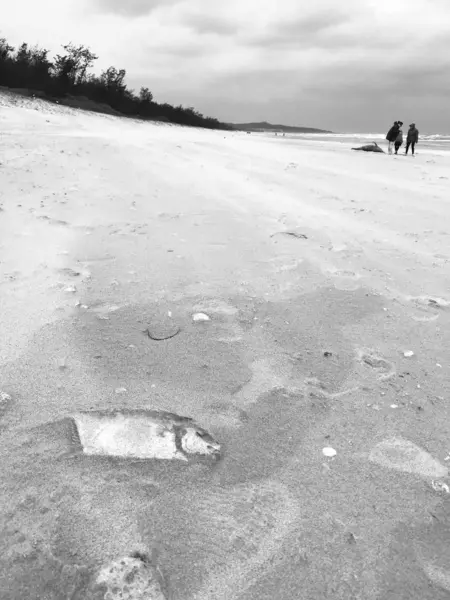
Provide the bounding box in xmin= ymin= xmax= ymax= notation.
xmin=431 ymin=479 xmax=450 ymax=494
xmin=192 ymin=312 xmax=211 ymax=322
xmin=96 ymin=554 xmax=166 ymax=600
xmin=369 ymin=437 xmax=448 ymax=479
xmin=323 ymin=447 xmax=337 ymax=458
xmin=1 ymin=391 xmax=12 ymax=416
xmin=0 ymin=391 xmax=12 ymax=403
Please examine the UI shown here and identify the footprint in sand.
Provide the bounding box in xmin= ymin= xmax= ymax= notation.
xmin=203 ymin=402 xmax=248 ymax=430
xmin=36 ymin=215 xmax=69 ymax=227
xmin=190 ymin=298 xmax=252 ymax=343
xmin=327 ymin=268 xmax=359 ymax=278
xmin=324 ymin=267 xmax=362 ymax=291
xmin=302 ymin=377 xmax=358 ymax=401
xmin=413 ymin=296 xmax=449 ymax=310
xmin=1 ymin=270 xmax=21 ymax=283
xmin=157 ymin=212 xmax=181 ymax=220
xmin=232 ymin=359 xmax=286 ymax=408
xmin=57 ymin=267 xmax=81 ymax=278
xmin=397 ymin=294 xmax=449 ymax=322
xmin=357 ymin=349 xmax=396 ymax=381
xmin=409 ymin=295 xmax=449 ymax=313
xmin=369 ymin=437 xmax=448 ymax=479
xmin=57 ymin=267 xmax=91 ymax=281
xmin=145 ymin=480 xmax=299 ymax=600
xmin=276 ymin=260 xmax=304 ymax=272
xmin=192 ymin=298 xmax=238 ymax=318
xmin=108 ymin=223 xmax=148 ymax=236
xmin=87 ymin=301 xmax=122 ymax=319
xmin=413 ymin=506 xmax=450 ymax=595
xmin=420 ymin=563 xmax=450 ymax=594
xmin=327 ymin=240 xmax=364 ymax=257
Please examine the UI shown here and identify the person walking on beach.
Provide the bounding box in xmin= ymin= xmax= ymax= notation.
xmin=386 ymin=121 xmax=402 ymax=154
xmin=394 ymin=124 xmax=404 ymax=154
xmin=405 ymin=123 xmax=419 ymax=155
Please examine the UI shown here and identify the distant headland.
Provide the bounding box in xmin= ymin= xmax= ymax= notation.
xmin=231 ymin=121 xmax=333 ymax=134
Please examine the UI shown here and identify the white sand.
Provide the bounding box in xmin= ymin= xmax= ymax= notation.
xmin=2 ymin=93 xmax=450 ymax=599
xmin=1 ymin=97 xmax=449 ymax=367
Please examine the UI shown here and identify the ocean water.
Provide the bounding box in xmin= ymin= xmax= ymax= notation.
xmin=282 ymin=132 xmax=450 ymax=153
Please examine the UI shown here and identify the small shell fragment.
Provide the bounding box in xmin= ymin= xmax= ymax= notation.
xmin=431 ymin=480 xmax=450 ymax=494
xmin=322 ymin=447 xmax=337 ymax=458
xmin=193 ymin=313 xmax=210 ymax=322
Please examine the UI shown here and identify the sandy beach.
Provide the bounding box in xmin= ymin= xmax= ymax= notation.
xmin=2 ymin=93 xmax=450 ymax=599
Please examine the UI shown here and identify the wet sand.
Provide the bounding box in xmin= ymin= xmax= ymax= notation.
xmin=1 ymin=93 xmax=450 ymax=599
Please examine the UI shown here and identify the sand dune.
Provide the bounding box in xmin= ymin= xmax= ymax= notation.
xmin=1 ymin=93 xmax=450 ymax=599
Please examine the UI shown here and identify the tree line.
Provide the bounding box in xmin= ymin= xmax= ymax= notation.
xmin=0 ymin=37 xmax=231 ymax=130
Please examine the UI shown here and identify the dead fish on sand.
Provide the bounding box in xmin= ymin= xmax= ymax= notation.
xmin=351 ymin=142 xmax=385 ymax=153
xmin=32 ymin=409 xmax=221 ymax=462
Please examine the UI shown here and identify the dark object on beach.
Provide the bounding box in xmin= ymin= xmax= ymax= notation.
xmin=145 ymin=313 xmax=181 ymax=341
xmin=386 ymin=121 xmax=403 ymax=154
xmin=271 ymin=231 xmax=308 ymax=239
xmin=58 ymin=267 xmax=81 ymax=277
xmin=386 ymin=122 xmax=401 ymax=142
xmin=351 ymin=142 xmax=385 ymax=153
xmin=146 ymin=324 xmax=180 ymax=340
xmin=347 ymin=532 xmax=357 ymax=545
xmin=323 ymin=351 xmax=333 ymax=358
xmin=394 ymin=126 xmax=404 ymax=154
xmin=410 ymin=295 xmax=449 ymax=310
xmin=405 ymin=123 xmax=419 ymax=155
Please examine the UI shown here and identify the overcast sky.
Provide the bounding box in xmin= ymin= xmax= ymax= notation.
xmin=2 ymin=0 xmax=450 ymax=132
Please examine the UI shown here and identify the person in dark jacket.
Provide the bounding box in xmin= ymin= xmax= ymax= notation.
xmin=386 ymin=121 xmax=402 ymax=154
xmin=394 ymin=126 xmax=404 ymax=154
xmin=405 ymin=123 xmax=419 ymax=155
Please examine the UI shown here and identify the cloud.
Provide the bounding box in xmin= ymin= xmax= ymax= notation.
xmin=1 ymin=0 xmax=449 ymax=132
xmin=164 ymin=2 xmax=254 ymax=40
xmin=180 ymin=13 xmax=238 ymax=36
xmin=245 ymin=10 xmax=351 ymax=49
xmin=92 ymin=0 xmax=181 ymax=18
